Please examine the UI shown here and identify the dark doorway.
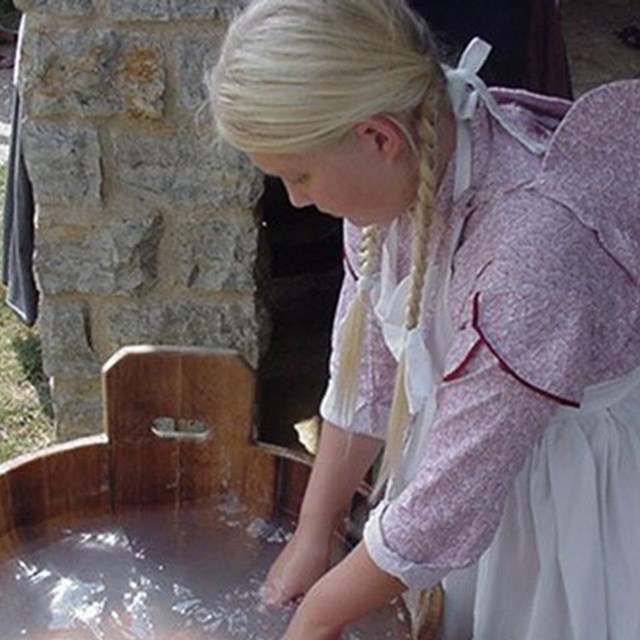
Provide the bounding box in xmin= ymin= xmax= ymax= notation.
xmin=256 ymin=178 xmax=343 ymax=448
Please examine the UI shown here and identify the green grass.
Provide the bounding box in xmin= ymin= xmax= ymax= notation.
xmin=0 ymin=162 xmax=56 ymax=464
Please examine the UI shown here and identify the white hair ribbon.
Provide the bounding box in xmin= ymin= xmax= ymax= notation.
xmin=444 ymin=37 xmax=548 ymax=199
xmin=373 ymin=273 xmax=434 ymax=416
xmin=357 ymin=273 xmax=375 ymax=295
xmin=373 ymin=224 xmax=437 ymax=417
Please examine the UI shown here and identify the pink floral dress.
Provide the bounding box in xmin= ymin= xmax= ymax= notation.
xmin=320 ymin=71 xmax=640 ymax=640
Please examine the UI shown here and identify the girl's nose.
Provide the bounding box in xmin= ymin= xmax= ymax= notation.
xmin=283 ymin=180 xmax=313 ymax=209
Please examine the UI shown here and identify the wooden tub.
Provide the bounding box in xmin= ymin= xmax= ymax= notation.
xmin=0 ymin=346 xmax=439 ymax=639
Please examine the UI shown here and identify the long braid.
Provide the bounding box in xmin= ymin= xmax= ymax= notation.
xmin=376 ymin=84 xmax=440 ymax=496
xmin=333 ymin=224 xmax=380 ymax=421
xmin=407 ymin=102 xmax=438 ymax=329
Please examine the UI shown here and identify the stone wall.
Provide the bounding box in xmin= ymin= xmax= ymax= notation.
xmin=16 ymin=0 xmax=265 ymax=439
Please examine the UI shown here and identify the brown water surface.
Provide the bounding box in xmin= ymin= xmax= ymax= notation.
xmin=0 ymin=499 xmax=410 ymax=639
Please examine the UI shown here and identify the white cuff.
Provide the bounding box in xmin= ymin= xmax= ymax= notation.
xmin=319 ymin=375 xmax=351 ymax=429
xmin=363 ymin=501 xmax=448 ymax=592
xmin=319 ymin=377 xmax=389 ymax=438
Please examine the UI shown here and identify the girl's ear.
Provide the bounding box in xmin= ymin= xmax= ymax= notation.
xmin=353 ymin=115 xmax=408 ymax=165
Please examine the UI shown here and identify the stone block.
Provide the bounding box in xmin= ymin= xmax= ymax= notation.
xmin=106 ymin=298 xmax=259 ymax=367
xmin=108 ymin=0 xmax=171 ymax=20
xmin=39 ymin=301 xmax=101 ymax=378
xmin=108 ymin=0 xmax=237 ymax=21
xmin=36 ymin=212 xmax=163 ymax=295
xmin=14 ymin=0 xmax=94 ymax=15
xmin=169 ymin=0 xmax=238 ymax=21
xmin=22 ymin=122 xmax=102 ymax=204
xmin=176 ymin=38 xmax=221 ymax=113
xmin=51 ymin=378 xmax=103 ymax=440
xmin=22 ymin=28 xmax=166 ymax=119
xmin=176 ymin=215 xmax=257 ymax=292
xmin=112 ymin=131 xmax=263 ymax=207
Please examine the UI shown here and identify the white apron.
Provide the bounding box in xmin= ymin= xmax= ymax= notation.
xmin=373 ymin=196 xmax=640 ymax=640
xmin=470 ymin=367 xmax=640 ymax=640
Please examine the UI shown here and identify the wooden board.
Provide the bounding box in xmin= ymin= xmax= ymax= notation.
xmin=103 ymin=346 xmax=280 ymax=518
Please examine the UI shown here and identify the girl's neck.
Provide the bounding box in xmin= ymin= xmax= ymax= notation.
xmin=435 ymin=104 xmax=456 ymax=189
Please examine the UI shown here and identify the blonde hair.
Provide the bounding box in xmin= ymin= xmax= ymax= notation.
xmin=208 ymin=0 xmax=446 ymax=492
xmin=376 ymin=89 xmax=441 ymax=495
xmin=208 ymin=0 xmax=439 ymax=153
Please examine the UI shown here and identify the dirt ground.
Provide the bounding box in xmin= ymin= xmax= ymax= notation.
xmin=563 ymin=0 xmax=639 ymax=96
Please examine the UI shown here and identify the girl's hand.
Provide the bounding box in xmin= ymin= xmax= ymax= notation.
xmin=261 ymin=423 xmax=382 ymax=607
xmin=260 ymin=525 xmax=332 ymax=606
xmin=281 ymin=542 xmax=406 ymax=640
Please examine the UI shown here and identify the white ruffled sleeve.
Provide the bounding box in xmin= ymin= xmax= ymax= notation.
xmin=363 ymin=500 xmax=448 ymax=591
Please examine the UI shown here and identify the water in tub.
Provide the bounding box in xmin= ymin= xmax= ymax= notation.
xmin=0 ymin=497 xmax=410 ymax=639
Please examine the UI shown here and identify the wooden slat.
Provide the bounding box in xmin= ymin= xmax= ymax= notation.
xmin=66 ymin=440 xmax=110 ymax=514
xmin=0 ymin=473 xmax=13 ymax=541
xmin=8 ymin=456 xmax=48 ymax=530
xmin=0 ymin=437 xmax=110 ymax=547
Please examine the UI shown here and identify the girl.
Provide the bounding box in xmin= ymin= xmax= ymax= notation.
xmin=208 ymin=1 xmax=640 ymax=638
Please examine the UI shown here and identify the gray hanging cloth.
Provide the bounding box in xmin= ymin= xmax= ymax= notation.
xmin=2 ymin=88 xmax=38 ymax=326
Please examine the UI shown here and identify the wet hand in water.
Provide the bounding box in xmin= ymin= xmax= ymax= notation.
xmin=260 ymin=528 xmax=332 ymax=607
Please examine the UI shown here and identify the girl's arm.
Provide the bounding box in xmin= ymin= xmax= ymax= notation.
xmin=282 ymin=342 xmax=559 ymax=639
xmin=261 ymin=421 xmax=383 ymax=605
xmin=283 ymin=541 xmax=405 ymax=640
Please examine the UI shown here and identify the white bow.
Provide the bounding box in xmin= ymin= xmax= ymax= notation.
xmin=374 ymin=222 xmax=435 ymax=417
xmin=444 ymin=37 xmax=548 ymax=199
